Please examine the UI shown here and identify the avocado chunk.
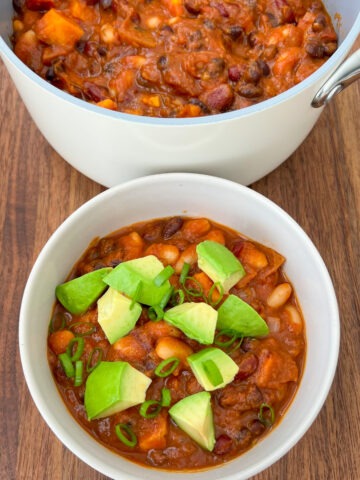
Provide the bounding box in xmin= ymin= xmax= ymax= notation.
xmin=103 ymin=255 xmax=172 ymax=307
xmin=217 ymin=294 xmax=269 ymax=337
xmin=187 ymin=347 xmax=239 ymax=391
xmin=84 ymin=361 xmax=151 ymax=420
xmin=97 ymin=287 xmax=142 ymax=344
xmin=163 ymin=302 xmax=217 ymax=344
xmin=55 ymin=267 xmax=112 ymax=315
xmin=196 ymin=240 xmax=246 ymax=294
xmin=169 ymin=391 xmax=215 ymax=451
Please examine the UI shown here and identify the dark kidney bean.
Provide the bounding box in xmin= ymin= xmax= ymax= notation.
xmin=157 ymin=55 xmax=168 ymax=70
xmin=234 ymin=353 xmax=259 ymax=381
xmin=203 ymin=84 xmax=234 ymax=112
xmin=163 ymin=217 xmax=183 ymax=240
xmin=13 ymin=0 xmax=25 ymax=13
xmin=227 ymin=25 xmax=244 ymax=42
xmin=214 ymin=434 xmax=233 ymax=455
xmin=143 ymin=222 xmax=163 ymax=242
xmin=257 ymin=59 xmax=270 ymax=77
xmin=83 ymin=82 xmax=108 ymax=102
xmin=247 ymin=419 xmax=266 ymax=436
xmin=244 ymin=61 xmax=263 ymax=84
xmin=305 ymin=41 xmax=325 ymax=58
xmin=228 ymin=65 xmax=244 ymax=82
xmin=45 ymin=66 xmax=56 ymax=81
xmin=189 ymin=98 xmax=210 ymax=114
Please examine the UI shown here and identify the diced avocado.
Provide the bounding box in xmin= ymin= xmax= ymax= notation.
xmin=84 ymin=361 xmax=151 ymax=420
xmin=55 ymin=267 xmax=112 ymax=315
xmin=169 ymin=391 xmax=215 ymax=451
xmin=163 ymin=302 xmax=217 ymax=344
xmin=97 ymin=287 xmax=142 ymax=344
xmin=103 ymin=255 xmax=172 ymax=307
xmin=187 ymin=347 xmax=239 ymax=391
xmin=196 ymin=240 xmax=246 ymax=294
xmin=217 ymin=294 xmax=269 ymax=337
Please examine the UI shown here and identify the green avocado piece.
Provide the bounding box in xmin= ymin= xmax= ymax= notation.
xmin=217 ymin=294 xmax=269 ymax=337
xmin=103 ymin=255 xmax=172 ymax=307
xmin=55 ymin=267 xmax=112 ymax=315
xmin=196 ymin=240 xmax=246 ymax=294
xmin=187 ymin=347 xmax=239 ymax=391
xmin=97 ymin=287 xmax=142 ymax=344
xmin=84 ymin=361 xmax=152 ymax=420
xmin=169 ymin=391 xmax=215 ymax=451
xmin=163 ymin=302 xmax=217 ymax=344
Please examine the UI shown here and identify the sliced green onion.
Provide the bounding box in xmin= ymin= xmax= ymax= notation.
xmin=69 ymin=321 xmax=96 ymax=337
xmin=208 ymin=282 xmax=224 ymax=307
xmin=228 ymin=336 xmax=244 ymax=354
xmin=115 ymin=423 xmax=137 ymax=447
xmin=183 ymin=276 xmax=204 ymax=298
xmin=148 ymin=305 xmax=164 ymax=322
xmin=66 ymin=337 xmax=85 ymax=362
xmin=86 ymin=347 xmax=103 ymax=373
xmin=159 ymin=286 xmax=174 ymax=310
xmin=161 ymin=387 xmax=171 ymax=407
xmin=74 ymin=360 xmax=83 ymax=386
xmin=155 ymin=357 xmax=180 ymax=377
xmin=154 ymin=265 xmax=175 ymax=287
xmin=171 ymin=289 xmax=185 ymax=306
xmin=58 ymin=352 xmax=75 ymax=378
xmin=258 ymin=403 xmax=275 ymax=427
xmin=214 ymin=330 xmax=238 ymax=348
xmin=139 ymin=400 xmax=162 ymax=419
xmin=179 ymin=262 xmax=190 ymax=284
xmin=203 ymin=359 xmax=223 ymax=387
xmin=49 ymin=312 xmax=67 ymax=333
xmin=130 ymin=281 xmax=142 ymax=310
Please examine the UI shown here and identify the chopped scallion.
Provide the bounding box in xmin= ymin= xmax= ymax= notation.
xmin=208 ymin=282 xmax=224 ymax=307
xmin=139 ymin=400 xmax=162 ymax=419
xmin=161 ymin=387 xmax=171 ymax=407
xmin=179 ymin=263 xmax=190 ymax=284
xmin=66 ymin=337 xmax=85 ymax=362
xmin=183 ymin=276 xmax=204 ymax=299
xmin=86 ymin=347 xmax=103 ymax=373
xmin=148 ymin=305 xmax=164 ymax=321
xmin=74 ymin=360 xmax=83 ymax=386
xmin=258 ymin=403 xmax=275 ymax=427
xmin=214 ymin=329 xmax=238 ymax=348
xmin=159 ymin=286 xmax=174 ymax=310
xmin=58 ymin=352 xmax=75 ymax=378
xmin=171 ymin=289 xmax=185 ymax=306
xmin=69 ymin=321 xmax=96 ymax=337
xmin=154 ymin=265 xmax=174 ymax=287
xmin=49 ymin=312 xmax=66 ymax=333
xmin=115 ymin=423 xmax=137 ymax=447
xmin=155 ymin=357 xmax=180 ymax=377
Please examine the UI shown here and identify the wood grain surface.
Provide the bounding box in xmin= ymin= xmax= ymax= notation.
xmin=1 ymin=36 xmax=359 ymax=480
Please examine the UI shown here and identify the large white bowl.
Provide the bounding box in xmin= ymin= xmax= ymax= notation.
xmin=1 ymin=2 xmax=360 ymax=186
xmin=19 ymin=173 xmax=340 ymax=479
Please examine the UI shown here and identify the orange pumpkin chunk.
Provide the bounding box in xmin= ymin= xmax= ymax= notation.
xmin=35 ymin=9 xmax=84 ymax=49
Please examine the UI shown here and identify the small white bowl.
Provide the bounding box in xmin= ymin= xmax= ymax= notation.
xmin=19 ymin=173 xmax=339 ymax=480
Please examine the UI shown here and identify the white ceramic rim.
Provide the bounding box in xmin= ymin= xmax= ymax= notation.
xmin=18 ymin=173 xmax=340 ymax=480
xmin=1 ymin=10 xmax=360 ymax=126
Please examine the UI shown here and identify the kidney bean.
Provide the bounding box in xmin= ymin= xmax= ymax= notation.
xmin=203 ymin=84 xmax=234 ymax=112
xmin=244 ymin=61 xmax=263 ymax=84
xmin=305 ymin=41 xmax=325 ymax=58
xmin=83 ymin=82 xmax=108 ymax=102
xmin=234 ymin=353 xmax=259 ymax=381
xmin=188 ymin=98 xmax=210 ymax=114
xmin=257 ymin=59 xmax=270 ymax=76
xmin=45 ymin=65 xmax=56 ymax=81
xmin=142 ymin=222 xmax=163 ymax=242
xmin=157 ymin=55 xmax=168 ymax=70
xmin=12 ymin=0 xmax=25 ymax=13
xmin=162 ymin=217 xmax=183 ymax=240
xmin=214 ymin=434 xmax=233 ymax=455
xmin=226 ymin=25 xmax=244 ymax=41
xmin=247 ymin=419 xmax=266 ymax=436
xmin=228 ymin=65 xmax=244 ymax=82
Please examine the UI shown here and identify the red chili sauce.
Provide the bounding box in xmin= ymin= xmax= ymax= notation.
xmin=47 ymin=216 xmax=306 ymax=470
xmin=12 ymin=0 xmax=337 ymax=117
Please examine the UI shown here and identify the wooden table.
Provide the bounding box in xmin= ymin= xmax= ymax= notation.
xmin=1 ymin=36 xmax=360 ymax=479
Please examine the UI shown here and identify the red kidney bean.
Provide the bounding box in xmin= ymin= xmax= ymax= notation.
xmin=214 ymin=434 xmax=233 ymax=455
xmin=203 ymin=84 xmax=234 ymax=112
xmin=305 ymin=41 xmax=325 ymax=58
xmin=163 ymin=217 xmax=183 ymax=240
xmin=234 ymin=353 xmax=259 ymax=381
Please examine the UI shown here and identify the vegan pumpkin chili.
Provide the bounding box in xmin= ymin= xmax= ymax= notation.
xmin=11 ymin=0 xmax=337 ymax=117
xmin=47 ymin=216 xmax=306 ymax=470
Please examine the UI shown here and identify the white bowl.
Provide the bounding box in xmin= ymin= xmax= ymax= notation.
xmin=1 ymin=2 xmax=360 ymax=186
xmin=19 ymin=173 xmax=339 ymax=479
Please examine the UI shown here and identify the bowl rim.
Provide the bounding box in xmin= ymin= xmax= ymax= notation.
xmin=1 ymin=10 xmax=360 ymax=126
xmin=18 ymin=173 xmax=340 ymax=480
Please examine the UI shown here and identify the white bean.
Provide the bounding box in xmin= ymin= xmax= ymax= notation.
xmin=267 ymin=283 xmax=292 ymax=308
